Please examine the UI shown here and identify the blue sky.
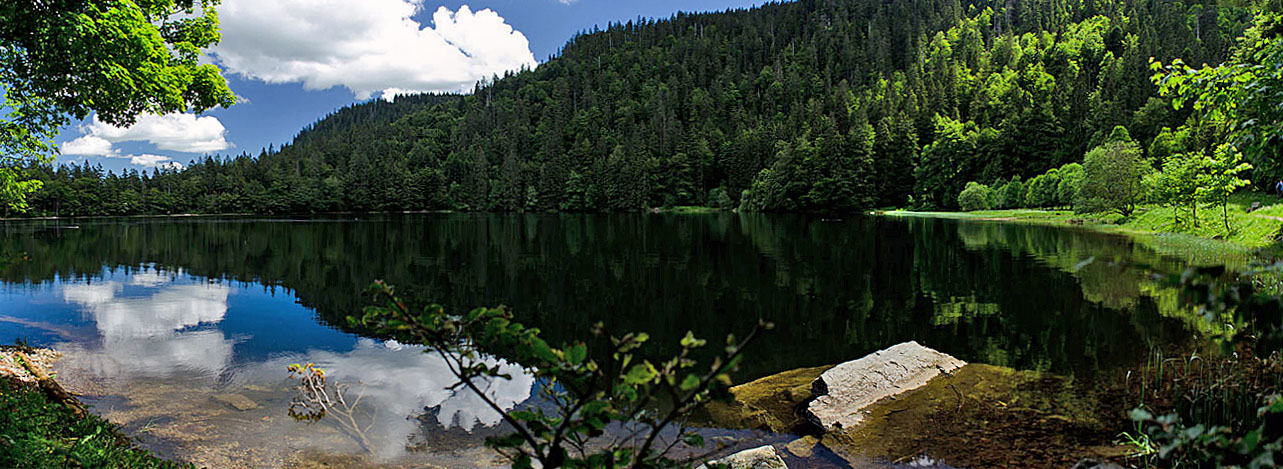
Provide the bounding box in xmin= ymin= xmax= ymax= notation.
xmin=56 ymin=0 xmax=773 ymax=173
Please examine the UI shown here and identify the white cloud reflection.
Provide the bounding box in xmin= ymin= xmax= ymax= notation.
xmin=58 ymin=279 xmax=234 ymax=378
xmin=260 ymin=339 xmax=536 ymax=457
xmin=52 ymin=271 xmax=534 ymax=459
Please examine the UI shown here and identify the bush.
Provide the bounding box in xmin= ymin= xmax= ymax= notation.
xmin=1025 ymin=171 xmax=1061 ymax=208
xmin=1079 ymin=129 xmax=1150 ymax=216
xmin=957 ymin=182 xmax=992 ymax=211
xmin=1056 ymin=163 xmax=1084 ymax=209
xmin=708 ymin=187 xmax=734 ymax=210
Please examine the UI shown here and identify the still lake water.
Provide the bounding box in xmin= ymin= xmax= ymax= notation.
xmin=0 ymin=213 xmax=1211 ymax=467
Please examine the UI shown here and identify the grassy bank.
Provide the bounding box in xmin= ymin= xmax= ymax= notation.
xmin=886 ymin=193 xmax=1283 ymax=265
xmin=0 ymin=378 xmax=184 ymax=468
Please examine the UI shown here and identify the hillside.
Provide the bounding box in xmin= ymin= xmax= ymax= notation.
xmin=27 ymin=0 xmax=1253 ymax=216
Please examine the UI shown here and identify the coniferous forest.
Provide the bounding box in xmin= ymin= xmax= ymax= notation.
xmin=20 ymin=0 xmax=1261 ymax=216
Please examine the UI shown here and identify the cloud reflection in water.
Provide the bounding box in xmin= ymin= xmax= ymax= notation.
xmin=53 ymin=269 xmax=534 ymax=459
xmin=60 ymin=279 xmax=233 ymax=378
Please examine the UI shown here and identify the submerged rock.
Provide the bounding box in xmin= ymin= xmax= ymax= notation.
xmin=783 ymin=435 xmax=819 ymax=458
xmin=213 ymin=393 xmax=260 ymax=411
xmin=805 ymin=341 xmax=965 ymax=431
xmin=819 ymin=363 xmax=1123 ymax=468
xmin=696 ymin=445 xmax=788 ymax=469
xmin=700 ymin=365 xmax=830 ymax=432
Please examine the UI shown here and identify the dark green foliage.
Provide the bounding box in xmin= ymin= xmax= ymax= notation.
xmin=1153 ymin=11 xmax=1283 ymax=187
xmin=351 ymin=281 xmax=771 ymax=468
xmin=707 ymin=187 xmax=733 ymax=210
xmin=1131 ymin=397 xmax=1283 ymax=467
xmin=0 ymin=379 xmax=187 ymax=468
xmin=14 ymin=0 xmax=1251 ymax=215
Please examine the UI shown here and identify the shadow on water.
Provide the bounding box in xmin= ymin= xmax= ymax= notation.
xmin=0 ymin=213 xmax=1223 ymax=467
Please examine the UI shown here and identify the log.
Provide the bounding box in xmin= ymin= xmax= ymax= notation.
xmin=14 ymin=350 xmax=87 ymax=418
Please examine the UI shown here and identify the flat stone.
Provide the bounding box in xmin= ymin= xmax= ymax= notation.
xmin=805 ymin=341 xmax=964 ymax=431
xmin=784 ymin=435 xmax=819 ymax=458
xmin=696 ymin=445 xmax=788 ymax=469
xmin=213 ymin=393 xmax=260 ymax=411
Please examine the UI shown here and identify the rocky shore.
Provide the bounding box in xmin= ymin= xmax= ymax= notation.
xmin=0 ymin=346 xmax=61 ymax=383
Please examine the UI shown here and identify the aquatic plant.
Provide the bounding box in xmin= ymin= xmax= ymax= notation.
xmin=287 ymin=362 xmax=377 ymax=453
xmin=1127 ymin=261 xmax=1283 ymax=466
xmin=350 ymin=280 xmax=770 ymax=469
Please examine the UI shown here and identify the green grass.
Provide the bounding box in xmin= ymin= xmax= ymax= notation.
xmin=0 ymin=379 xmax=186 ymax=468
xmin=657 ymin=206 xmax=727 ymax=214
xmin=886 ymin=193 xmax=1283 ymax=265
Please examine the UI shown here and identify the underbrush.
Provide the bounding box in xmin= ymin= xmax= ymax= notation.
xmin=0 ymin=378 xmax=186 ymax=468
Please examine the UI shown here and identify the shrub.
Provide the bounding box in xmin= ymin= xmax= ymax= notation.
xmin=708 ymin=187 xmax=734 ymax=210
xmin=957 ymin=182 xmax=992 ymax=211
xmin=1079 ymin=131 xmax=1150 ymax=216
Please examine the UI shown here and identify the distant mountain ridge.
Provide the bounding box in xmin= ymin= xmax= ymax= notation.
xmin=27 ymin=0 xmax=1252 ymax=216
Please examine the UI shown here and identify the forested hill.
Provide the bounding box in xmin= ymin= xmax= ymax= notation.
xmin=27 ymin=0 xmax=1255 ymax=216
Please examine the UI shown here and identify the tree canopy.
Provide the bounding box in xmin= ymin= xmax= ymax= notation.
xmin=0 ymin=0 xmax=235 ymax=165
xmin=9 ymin=0 xmax=1260 ymax=216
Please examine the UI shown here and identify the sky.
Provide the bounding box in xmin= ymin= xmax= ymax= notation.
xmin=55 ymin=0 xmax=774 ymax=173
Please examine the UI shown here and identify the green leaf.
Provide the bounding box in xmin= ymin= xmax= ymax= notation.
xmin=565 ymin=343 xmax=588 ymax=366
xmin=679 ymin=374 xmax=701 ymax=391
xmin=624 ymin=363 xmax=658 ymax=385
xmin=679 ymin=331 xmax=706 ymax=348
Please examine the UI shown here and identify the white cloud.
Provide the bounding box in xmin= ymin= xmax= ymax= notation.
xmin=211 ymin=1 xmax=537 ymax=99
xmin=60 ymin=113 xmax=229 ymax=165
xmin=87 ymin=114 xmax=229 ymax=154
xmin=60 ymin=135 xmax=116 ymax=157
xmin=129 ymin=154 xmax=184 ymax=170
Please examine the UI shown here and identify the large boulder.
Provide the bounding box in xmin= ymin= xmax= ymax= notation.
xmin=805 ymin=341 xmax=964 ymax=431
xmin=696 ymin=445 xmax=788 ymax=469
xmin=700 ymin=365 xmax=831 ymax=432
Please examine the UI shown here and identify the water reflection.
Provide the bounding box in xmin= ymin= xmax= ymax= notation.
xmin=0 ymin=214 xmax=1225 ymax=466
xmin=60 ymin=277 xmax=233 ymax=378
xmin=2 ymin=268 xmax=536 ymax=465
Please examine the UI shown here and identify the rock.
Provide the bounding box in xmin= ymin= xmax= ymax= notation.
xmin=784 ymin=435 xmax=818 ymax=458
xmin=213 ymin=393 xmax=260 ymax=411
xmin=1071 ymin=459 xmax=1126 ymax=469
xmin=805 ymin=341 xmax=965 ymax=431
xmin=696 ymin=445 xmax=788 ymax=469
xmin=701 ymin=365 xmax=830 ymax=432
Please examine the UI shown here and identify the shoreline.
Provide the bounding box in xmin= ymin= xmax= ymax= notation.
xmin=879 ymin=207 xmax=1277 ymax=267
xmin=0 ymin=346 xmax=183 ymax=468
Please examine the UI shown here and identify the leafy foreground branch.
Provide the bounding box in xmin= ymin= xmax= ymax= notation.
xmin=349 ymin=281 xmax=772 ymax=468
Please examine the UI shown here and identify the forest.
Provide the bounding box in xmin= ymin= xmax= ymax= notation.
xmin=10 ymin=0 xmax=1272 ymax=216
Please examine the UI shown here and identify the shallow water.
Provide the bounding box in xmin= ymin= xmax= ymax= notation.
xmin=0 ymin=213 xmax=1215 ymax=467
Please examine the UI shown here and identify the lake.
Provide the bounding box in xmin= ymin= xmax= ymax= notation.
xmin=0 ymin=213 xmax=1212 ymax=467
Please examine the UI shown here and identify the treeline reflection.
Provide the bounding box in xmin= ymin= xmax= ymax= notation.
xmin=0 ymin=214 xmax=1203 ymax=378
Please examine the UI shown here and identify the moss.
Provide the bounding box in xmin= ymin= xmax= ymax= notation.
xmin=699 ymin=365 xmax=831 ymax=432
xmin=0 ymin=378 xmax=187 ymax=468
